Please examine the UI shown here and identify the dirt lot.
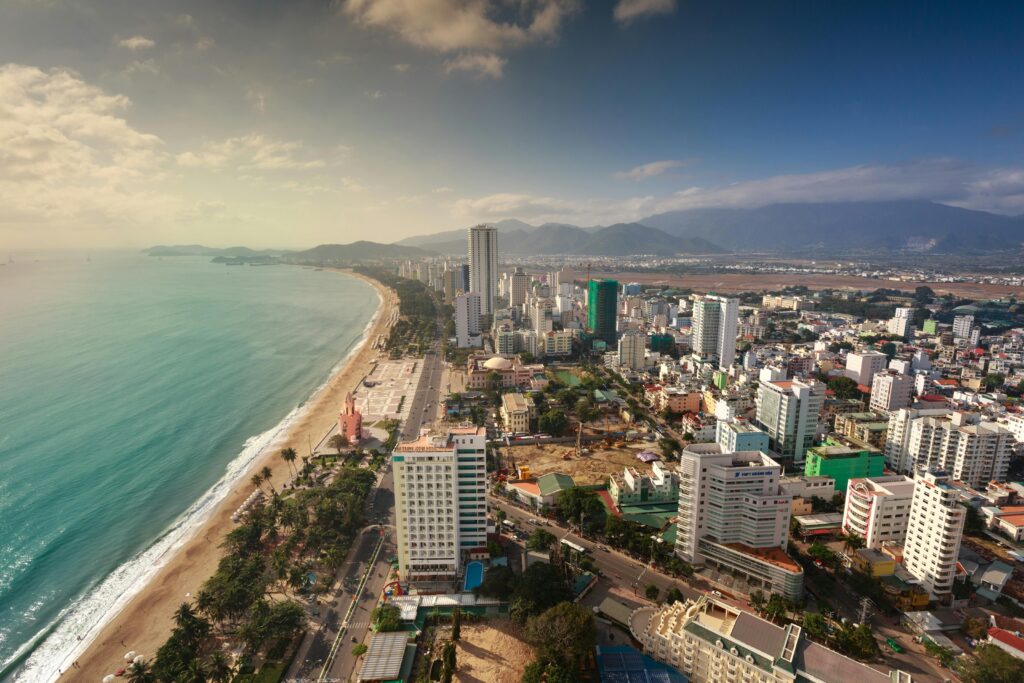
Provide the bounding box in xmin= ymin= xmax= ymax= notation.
xmin=591 ymin=270 xmax=1024 ymax=299
xmin=455 ymin=622 xmax=534 ymax=683
xmin=503 ymin=439 xmax=655 ymax=486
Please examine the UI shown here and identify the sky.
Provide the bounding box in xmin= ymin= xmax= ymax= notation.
xmin=2 ymin=0 xmax=1024 ymax=249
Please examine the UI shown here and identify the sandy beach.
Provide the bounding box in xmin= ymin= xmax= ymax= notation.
xmin=68 ymin=269 xmax=397 ymax=682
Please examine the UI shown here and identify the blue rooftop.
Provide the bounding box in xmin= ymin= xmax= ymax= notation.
xmin=596 ymin=646 xmax=688 ymax=683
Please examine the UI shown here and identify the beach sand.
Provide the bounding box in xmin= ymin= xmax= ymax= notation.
xmin=70 ymin=269 xmax=397 ymax=682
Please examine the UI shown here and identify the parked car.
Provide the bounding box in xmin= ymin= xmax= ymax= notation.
xmin=886 ymin=637 xmax=904 ymax=653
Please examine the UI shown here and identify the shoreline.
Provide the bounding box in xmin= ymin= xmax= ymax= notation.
xmin=34 ymin=268 xmax=396 ymax=682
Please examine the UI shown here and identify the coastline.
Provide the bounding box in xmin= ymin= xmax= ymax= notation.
xmin=43 ymin=268 xmax=396 ymax=682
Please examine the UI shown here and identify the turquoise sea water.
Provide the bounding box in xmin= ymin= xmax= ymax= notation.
xmin=0 ymin=253 xmax=378 ymax=681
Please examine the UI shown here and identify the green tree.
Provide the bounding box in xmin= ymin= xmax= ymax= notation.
xmin=664 ymin=587 xmax=684 ymax=604
xmin=352 ymin=643 xmax=368 ymax=657
xmin=526 ymin=528 xmax=556 ymax=551
xmin=554 ymin=488 xmax=605 ymax=532
xmin=260 ymin=465 xmax=275 ymax=493
xmin=476 ymin=565 xmax=515 ymax=600
xmin=125 ymin=660 xmax=156 ymax=683
xmin=645 ymin=584 xmax=660 ymax=601
xmin=956 ymin=643 xmax=1024 ymax=683
xmin=658 ymin=436 xmax=681 ymax=460
xmin=539 ymin=409 xmax=569 ymax=436
xmin=371 ymin=604 xmax=402 ymax=632
xmin=749 ymin=589 xmax=766 ymax=613
xmin=826 ymin=376 xmax=861 ymax=399
xmin=802 ymin=612 xmax=827 ymax=640
xmin=510 ymin=563 xmax=572 ymax=623
xmin=442 ymin=640 xmax=457 ymax=682
xmin=451 ymin=607 xmax=462 ymax=641
xmin=328 ymin=433 xmax=349 ymax=454
xmin=764 ymin=593 xmax=788 ymax=623
xmin=835 ymin=623 xmax=880 ymax=660
xmin=280 ymin=447 xmax=298 ymax=476
xmin=524 ymin=602 xmax=596 ymax=671
xmin=204 ymin=652 xmax=234 ymax=683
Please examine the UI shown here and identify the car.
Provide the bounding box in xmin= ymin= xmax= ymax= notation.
xmin=710 ymin=590 xmax=722 ymax=597
xmin=886 ymin=637 xmax=904 ymax=653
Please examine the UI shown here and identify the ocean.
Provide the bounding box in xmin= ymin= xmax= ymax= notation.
xmin=0 ymin=252 xmax=379 ymax=681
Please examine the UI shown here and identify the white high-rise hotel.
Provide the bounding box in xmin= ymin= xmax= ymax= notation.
xmin=392 ymin=426 xmax=488 ymax=588
xmin=468 ymin=225 xmax=498 ymax=316
xmin=903 ymin=471 xmax=965 ymax=599
xmin=691 ymin=294 xmax=739 ymax=370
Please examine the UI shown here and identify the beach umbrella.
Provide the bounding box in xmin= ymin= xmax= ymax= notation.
xmin=103 ymin=676 xmax=115 ymax=683
xmin=134 ymin=655 xmax=145 ymax=664
xmin=124 ymin=651 xmax=136 ymax=661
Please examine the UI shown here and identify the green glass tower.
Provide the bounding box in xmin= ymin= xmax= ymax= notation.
xmin=588 ymin=279 xmax=618 ymax=347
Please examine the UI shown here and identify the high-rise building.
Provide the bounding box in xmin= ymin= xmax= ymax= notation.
xmin=953 ymin=314 xmax=975 ymax=340
xmin=618 ymin=330 xmax=646 ymax=370
xmin=392 ymin=426 xmax=488 ymax=589
xmin=845 ymin=349 xmax=888 ymax=386
xmin=442 ymin=266 xmax=467 ymax=302
xmin=883 ymin=407 xmax=953 ymax=472
xmin=869 ymin=369 xmax=915 ymax=413
xmin=842 ymin=475 xmax=916 ymax=549
xmin=674 ymin=444 xmax=801 ymax=600
xmin=903 ymin=471 xmax=965 ymax=599
xmin=635 ymin=596 xmax=915 ymax=683
xmin=900 ymin=412 xmax=1012 ymax=488
xmin=468 ymin=225 xmax=498 ymax=315
xmin=888 ymin=307 xmax=915 ymax=339
xmin=454 ymin=292 xmax=481 ymax=348
xmin=754 ymin=378 xmax=826 ymax=464
xmin=691 ymin=294 xmax=739 ymax=370
xmin=509 ymin=267 xmax=528 ymax=308
xmin=531 ymin=298 xmax=554 ymax=336
xmin=587 ymin=279 xmax=619 ymax=347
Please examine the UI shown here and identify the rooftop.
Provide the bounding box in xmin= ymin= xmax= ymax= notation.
xmin=723 ymin=542 xmax=803 ymax=573
xmin=358 ymin=632 xmax=411 ymax=682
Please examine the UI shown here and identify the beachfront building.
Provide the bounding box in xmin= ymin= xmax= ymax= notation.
xmin=338 ymin=392 xmax=364 ymax=445
xmin=903 ymin=471 xmax=966 ymax=600
xmin=674 ymin=443 xmax=802 ymax=601
xmin=392 ymin=425 xmax=488 ymax=590
xmin=803 ymin=442 xmax=885 ymax=492
xmin=465 ymin=354 xmax=545 ymax=390
xmin=842 ymin=475 xmax=916 ymax=549
xmin=468 ymin=225 xmax=498 ymax=316
xmin=609 ymin=461 xmax=679 ymax=506
xmin=691 ymin=294 xmax=739 ymax=370
xmin=754 ymin=378 xmax=826 ymax=465
xmin=499 ymin=392 xmax=535 ymax=435
xmin=632 ymin=596 xmax=914 ymax=683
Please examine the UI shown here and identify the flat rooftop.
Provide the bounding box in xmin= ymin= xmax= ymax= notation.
xmin=724 ymin=542 xmax=803 ymax=573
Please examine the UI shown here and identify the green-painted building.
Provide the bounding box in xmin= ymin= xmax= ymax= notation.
xmin=803 ymin=442 xmax=884 ymax=491
xmin=587 ymin=279 xmax=619 ymax=348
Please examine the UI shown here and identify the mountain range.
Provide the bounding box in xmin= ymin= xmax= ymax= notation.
xmin=400 ymin=200 xmax=1024 ymax=254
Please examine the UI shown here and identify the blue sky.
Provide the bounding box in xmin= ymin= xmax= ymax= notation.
xmin=1 ymin=0 xmax=1023 ymax=248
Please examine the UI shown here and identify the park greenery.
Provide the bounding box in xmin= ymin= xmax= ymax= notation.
xmin=521 ymin=602 xmax=596 ymax=683
xmin=354 ymin=267 xmax=439 ymax=357
xmin=148 ymin=464 xmax=376 ymax=680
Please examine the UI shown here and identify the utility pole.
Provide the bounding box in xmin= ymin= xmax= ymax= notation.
xmin=858 ymin=597 xmax=875 ymax=625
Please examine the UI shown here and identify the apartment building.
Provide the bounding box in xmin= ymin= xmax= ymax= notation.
xmin=674 ymin=444 xmax=802 ymax=600
xmin=890 ymin=411 xmax=1012 ymax=487
xmin=834 ymin=411 xmax=890 ymax=449
xmin=633 ymin=596 xmax=913 ymax=683
xmin=842 ymin=475 xmax=916 ymax=549
xmin=619 ymin=330 xmax=647 ymax=370
xmin=845 ymin=349 xmax=888 ymax=386
xmin=454 ymin=292 xmax=482 ymax=348
xmin=870 ymin=369 xmax=915 ymax=413
xmin=716 ymin=418 xmax=770 ymax=453
xmin=754 ymin=378 xmax=826 ymax=465
xmin=903 ymin=471 xmax=966 ymax=600
xmin=392 ymin=426 xmax=488 ymax=589
xmin=691 ymin=294 xmax=739 ymax=370
xmin=609 ymin=461 xmax=679 ymax=506
xmin=884 ymin=407 xmax=953 ymax=472
xmin=468 ymin=225 xmax=498 ymax=315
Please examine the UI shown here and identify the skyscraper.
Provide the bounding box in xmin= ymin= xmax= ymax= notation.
xmin=392 ymin=426 xmax=488 ymax=590
xmin=587 ymin=279 xmax=618 ymax=347
xmin=903 ymin=471 xmax=965 ymax=599
xmin=754 ymin=378 xmax=826 ymax=464
xmin=468 ymin=225 xmax=498 ymax=316
xmin=510 ymin=267 xmax=528 ymax=308
xmin=691 ymin=294 xmax=739 ymax=370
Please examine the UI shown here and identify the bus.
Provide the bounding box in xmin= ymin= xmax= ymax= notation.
xmin=560 ymin=538 xmax=589 ymax=555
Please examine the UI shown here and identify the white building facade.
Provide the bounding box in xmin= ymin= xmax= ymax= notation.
xmin=903 ymin=471 xmax=966 ymax=599
xmin=468 ymin=225 xmax=498 ymax=315
xmin=842 ymin=475 xmax=916 ymax=549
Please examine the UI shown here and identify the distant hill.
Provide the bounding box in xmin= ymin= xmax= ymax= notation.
xmin=638 ymin=200 xmax=1024 ymax=252
xmin=287 ymin=241 xmax=434 ymax=263
xmin=396 ymin=219 xmax=535 ymax=247
xmin=398 ymin=221 xmax=724 ymax=256
xmin=144 ymin=245 xmax=292 ymax=257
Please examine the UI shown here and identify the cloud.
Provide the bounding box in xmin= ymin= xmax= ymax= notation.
xmin=432 ymin=186 xmax=454 ymax=193
xmin=194 ymin=37 xmax=214 ymax=52
xmin=175 ymin=135 xmax=330 ymax=172
xmin=450 ymin=160 xmax=1024 ymax=226
xmin=117 ymin=36 xmax=155 ymax=50
xmin=393 ymin=63 xmax=411 ymax=73
xmin=341 ymin=0 xmax=578 ymax=52
xmin=174 ymin=14 xmax=194 ymax=28
xmin=613 ymin=0 xmax=677 ymax=24
xmin=340 ymin=176 xmax=367 ymax=192
xmin=124 ymin=59 xmax=159 ymax=76
xmin=614 ymin=159 xmax=685 ymax=181
xmin=365 ymin=89 xmax=385 ymax=99
xmin=0 ymin=63 xmax=172 ymax=229
xmin=245 ymin=87 xmax=268 ymax=112
xmin=444 ymin=53 xmax=506 ymax=79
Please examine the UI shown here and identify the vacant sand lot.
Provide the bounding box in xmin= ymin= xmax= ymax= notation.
xmin=504 ymin=440 xmax=654 ymax=485
xmin=455 ymin=622 xmax=534 ymax=683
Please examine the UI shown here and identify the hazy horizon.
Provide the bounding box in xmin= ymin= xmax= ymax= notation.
xmin=3 ymin=1 xmax=1024 ymax=250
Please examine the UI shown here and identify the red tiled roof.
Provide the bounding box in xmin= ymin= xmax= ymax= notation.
xmin=988 ymin=627 xmax=1024 ymax=653
xmin=510 ymin=481 xmax=541 ymax=496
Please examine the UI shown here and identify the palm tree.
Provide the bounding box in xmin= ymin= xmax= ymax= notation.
xmin=250 ymin=472 xmax=265 ymax=494
xmin=125 ymin=659 xmax=155 ymax=683
xmin=260 ymin=465 xmax=275 ymax=494
xmin=205 ymin=652 xmax=234 ymax=683
xmin=182 ymin=657 xmax=207 ymax=683
xmin=280 ymin=447 xmax=298 ymax=477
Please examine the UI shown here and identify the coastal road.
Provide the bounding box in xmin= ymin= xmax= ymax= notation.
xmin=287 ymin=467 xmax=396 ymax=682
